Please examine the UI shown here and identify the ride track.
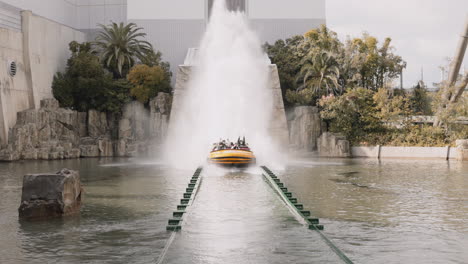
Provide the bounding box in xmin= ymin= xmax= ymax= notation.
xmin=156 ymin=166 xmax=354 ymax=264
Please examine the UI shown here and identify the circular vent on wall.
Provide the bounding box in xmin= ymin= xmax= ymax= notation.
xmin=8 ymin=60 xmax=17 ymax=77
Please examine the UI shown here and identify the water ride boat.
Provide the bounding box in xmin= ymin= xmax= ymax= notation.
xmin=208 ymin=137 xmax=256 ymax=167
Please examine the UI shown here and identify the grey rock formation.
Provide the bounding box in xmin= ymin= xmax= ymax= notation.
xmin=0 ymin=99 xmax=84 ymax=161
xmin=318 ymin=132 xmax=351 ymax=158
xmin=268 ymin=65 xmax=290 ymax=148
xmin=40 ymin=98 xmax=60 ymax=109
xmin=0 ymin=97 xmax=172 ymax=161
xmin=18 ymin=169 xmax=82 ymax=220
xmin=149 ymin=92 xmax=172 ymax=145
xmin=87 ymin=110 xmax=110 ymax=138
xmin=456 ymin=139 xmax=468 ymax=161
xmin=288 ymin=106 xmax=323 ymax=151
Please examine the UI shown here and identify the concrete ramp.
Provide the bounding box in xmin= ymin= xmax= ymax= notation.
xmin=170 ymin=49 xmax=289 ymax=148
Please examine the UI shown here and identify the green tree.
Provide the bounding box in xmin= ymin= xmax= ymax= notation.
xmin=264 ymin=35 xmax=304 ymax=107
xmin=94 ymin=22 xmax=153 ymax=78
xmin=266 ymin=25 xmax=407 ymax=107
xmin=296 ymin=50 xmax=341 ymax=97
xmin=409 ymin=82 xmax=432 ymax=115
xmin=318 ymin=88 xmax=383 ymax=144
xmin=127 ymin=64 xmax=171 ymax=104
xmin=373 ymin=87 xmax=411 ymax=124
xmin=52 ymin=41 xmax=131 ymax=113
xmin=349 ymin=35 xmax=406 ymax=90
xmin=303 ymin=24 xmax=342 ymax=53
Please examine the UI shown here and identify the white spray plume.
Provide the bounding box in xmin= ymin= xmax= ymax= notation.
xmin=165 ymin=0 xmax=284 ymax=169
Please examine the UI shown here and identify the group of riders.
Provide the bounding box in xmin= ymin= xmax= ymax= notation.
xmin=212 ymin=137 xmax=250 ymax=151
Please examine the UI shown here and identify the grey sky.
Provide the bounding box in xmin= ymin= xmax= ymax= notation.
xmin=326 ymin=0 xmax=468 ymax=88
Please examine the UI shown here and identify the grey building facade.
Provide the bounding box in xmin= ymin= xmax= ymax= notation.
xmin=128 ymin=0 xmax=326 ymax=80
xmin=1 ymin=0 xmax=325 ymax=81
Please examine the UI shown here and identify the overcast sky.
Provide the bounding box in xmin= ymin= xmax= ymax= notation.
xmin=326 ymin=0 xmax=468 ymax=88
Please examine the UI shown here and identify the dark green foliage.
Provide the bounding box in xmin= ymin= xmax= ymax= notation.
xmin=410 ymin=82 xmax=432 ymax=115
xmin=319 ymin=88 xmax=384 ymax=144
xmin=52 ymin=41 xmax=131 ymax=113
xmin=127 ymin=64 xmax=171 ymax=104
xmin=94 ymin=22 xmax=154 ymax=78
xmin=264 ymin=35 xmax=304 ymax=107
xmin=265 ymin=25 xmax=406 ymax=106
xmin=318 ymin=86 xmax=464 ymax=147
xmin=135 ymin=49 xmax=173 ymax=95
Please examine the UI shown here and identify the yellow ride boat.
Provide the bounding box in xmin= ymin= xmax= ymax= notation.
xmin=208 ymin=149 xmax=256 ymax=167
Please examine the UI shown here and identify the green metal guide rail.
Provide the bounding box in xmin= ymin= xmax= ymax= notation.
xmin=260 ymin=166 xmax=354 ymax=264
xmin=166 ymin=167 xmax=203 ymax=231
xmin=156 ymin=167 xmax=203 ymax=264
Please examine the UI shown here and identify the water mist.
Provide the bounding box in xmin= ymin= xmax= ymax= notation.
xmin=165 ymin=0 xmax=284 ymax=169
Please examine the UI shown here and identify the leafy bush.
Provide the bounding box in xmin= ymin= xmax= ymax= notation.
xmin=318 ymin=85 xmax=466 ymax=146
xmin=52 ymin=41 xmax=131 ymax=113
xmin=373 ymin=87 xmax=411 ymax=123
xmin=318 ymin=88 xmax=384 ymax=144
xmin=285 ymin=88 xmax=315 ymax=106
xmin=127 ymin=64 xmax=171 ymax=104
xmin=409 ymin=82 xmax=432 ymax=115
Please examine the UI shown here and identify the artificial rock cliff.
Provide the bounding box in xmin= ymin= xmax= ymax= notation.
xmin=18 ymin=169 xmax=82 ymax=220
xmin=318 ymin=132 xmax=351 ymax=158
xmin=0 ymin=93 xmax=171 ymax=161
xmin=288 ymin=106 xmax=324 ymax=152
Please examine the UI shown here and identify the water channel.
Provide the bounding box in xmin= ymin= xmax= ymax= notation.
xmin=0 ymin=158 xmax=466 ymax=263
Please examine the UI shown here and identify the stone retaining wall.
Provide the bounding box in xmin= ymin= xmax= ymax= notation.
xmin=288 ymin=106 xmax=324 ymax=151
xmin=351 ymin=145 xmax=459 ymax=160
xmin=0 ymin=94 xmax=171 ymax=161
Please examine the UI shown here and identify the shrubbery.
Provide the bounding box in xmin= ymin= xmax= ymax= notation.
xmin=318 ymin=88 xmax=384 ymax=144
xmin=267 ymin=24 xmax=467 ymax=146
xmin=53 ymin=22 xmax=173 ymax=113
xmin=318 ymin=86 xmax=467 ymax=146
xmin=52 ymin=41 xmax=131 ymax=113
xmin=127 ymin=64 xmax=171 ymax=104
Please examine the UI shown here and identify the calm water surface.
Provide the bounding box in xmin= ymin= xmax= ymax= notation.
xmin=0 ymin=158 xmax=466 ymax=263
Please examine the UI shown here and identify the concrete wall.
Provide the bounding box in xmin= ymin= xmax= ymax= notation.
xmin=249 ymin=0 xmax=326 ymax=44
xmin=268 ymin=64 xmax=289 ymax=147
xmin=0 ymin=11 xmax=85 ymax=145
xmin=128 ymin=19 xmax=206 ymax=83
xmin=76 ymin=0 xmax=127 ymax=30
xmin=352 ymin=146 xmax=457 ymax=160
xmin=128 ymin=0 xmax=205 ymax=20
xmin=0 ymin=27 xmax=29 ymax=144
xmin=0 ymin=2 xmax=21 ymax=31
xmin=1 ymin=0 xmax=77 ymax=28
xmin=248 ymin=0 xmax=325 ymax=20
xmin=0 ymin=0 xmax=127 ymax=30
xmin=23 ymin=11 xmax=85 ymax=108
xmin=127 ymin=0 xmax=326 ymax=83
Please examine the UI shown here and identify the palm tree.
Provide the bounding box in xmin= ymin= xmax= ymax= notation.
xmin=94 ymin=22 xmax=153 ymax=78
xmin=296 ymin=50 xmax=341 ymax=96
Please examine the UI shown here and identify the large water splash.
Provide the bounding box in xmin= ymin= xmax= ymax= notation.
xmin=165 ymin=0 xmax=281 ymax=169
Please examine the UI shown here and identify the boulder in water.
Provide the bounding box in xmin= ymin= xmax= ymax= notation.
xmin=18 ymin=169 xmax=83 ymax=220
xmin=318 ymin=132 xmax=351 ymax=158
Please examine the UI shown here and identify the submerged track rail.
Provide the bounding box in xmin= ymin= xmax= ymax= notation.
xmin=166 ymin=167 xmax=203 ymax=231
xmin=156 ymin=167 xmax=203 ymax=264
xmin=261 ymin=166 xmax=354 ymax=264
